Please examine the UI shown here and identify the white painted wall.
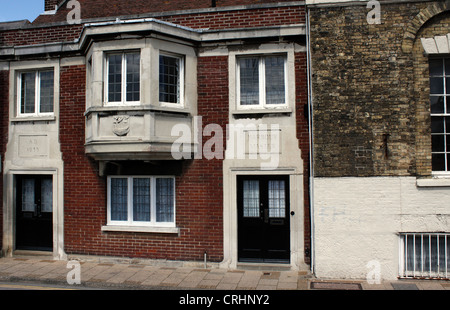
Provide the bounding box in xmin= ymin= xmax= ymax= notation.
xmin=313 ymin=176 xmax=450 ymax=280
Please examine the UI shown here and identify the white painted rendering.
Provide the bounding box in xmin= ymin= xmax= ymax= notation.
xmin=313 ymin=176 xmax=450 ymax=280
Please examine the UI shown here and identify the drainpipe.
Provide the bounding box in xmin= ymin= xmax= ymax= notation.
xmin=305 ymin=6 xmax=316 ymax=277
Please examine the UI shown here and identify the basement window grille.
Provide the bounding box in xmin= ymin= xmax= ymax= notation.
xmin=400 ymin=233 xmax=450 ymax=279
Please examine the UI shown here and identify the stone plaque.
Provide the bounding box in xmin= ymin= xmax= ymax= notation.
xmin=18 ymin=135 xmax=48 ymax=158
xmin=245 ymin=128 xmax=281 ymax=155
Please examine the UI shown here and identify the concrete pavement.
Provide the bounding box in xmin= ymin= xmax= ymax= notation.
xmin=0 ymin=254 xmax=449 ymax=291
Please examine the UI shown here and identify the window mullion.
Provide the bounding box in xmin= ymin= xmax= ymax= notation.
xmin=35 ymin=71 xmax=40 ymax=116
xmin=128 ymin=177 xmax=133 ymax=225
xmin=122 ymin=53 xmax=127 ymax=104
xmin=260 ymin=57 xmax=265 ymax=107
xmin=151 ymin=176 xmax=156 ymax=225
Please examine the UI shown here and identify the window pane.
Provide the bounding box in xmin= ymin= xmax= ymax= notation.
xmin=431 ymin=116 xmax=444 ymax=133
xmin=133 ymin=178 xmax=150 ymax=222
xmin=429 ymin=59 xmax=443 ymax=77
xmin=110 ymin=178 xmax=128 ymax=221
xmin=41 ymin=178 xmax=53 ymax=213
xmin=159 ymin=55 xmax=180 ymax=104
xmin=126 ymin=53 xmax=140 ymax=102
xmin=268 ymin=180 xmax=286 ymax=218
xmin=39 ymin=71 xmax=54 ymax=113
xmin=432 ymin=153 xmax=445 ymax=171
xmin=21 ymin=72 xmax=35 ymax=114
xmin=430 ymin=77 xmax=443 ymax=94
xmin=431 ymin=135 xmax=445 ymax=152
xmin=239 ymin=58 xmax=259 ymax=105
xmin=22 ymin=178 xmax=35 ymax=212
xmin=430 ymin=96 xmax=444 ymax=114
xmin=265 ymin=56 xmax=285 ymax=105
xmin=243 ymin=180 xmax=259 ymax=218
xmin=108 ymin=54 xmax=122 ymax=102
xmin=445 ymin=58 xmax=450 ymax=76
xmin=156 ymin=178 xmax=174 ymax=223
xmin=446 ymin=78 xmax=450 ymax=94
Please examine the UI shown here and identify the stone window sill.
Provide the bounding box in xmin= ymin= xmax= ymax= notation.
xmin=101 ymin=225 xmax=180 ymax=234
xmin=416 ymin=177 xmax=450 ymax=187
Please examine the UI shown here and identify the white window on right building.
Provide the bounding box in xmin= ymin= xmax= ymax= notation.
xmin=430 ymin=57 xmax=450 ymax=172
xmin=400 ymin=233 xmax=449 ymax=279
xmin=237 ymin=55 xmax=287 ymax=109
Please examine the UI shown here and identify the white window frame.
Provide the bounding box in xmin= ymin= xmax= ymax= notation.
xmin=430 ymin=57 xmax=450 ymax=174
xmin=236 ymin=54 xmax=288 ymax=110
xmin=16 ymin=69 xmax=54 ymax=118
xmin=159 ymin=51 xmax=185 ymax=108
xmin=104 ymin=50 xmax=141 ymax=106
xmin=106 ymin=176 xmax=176 ymax=228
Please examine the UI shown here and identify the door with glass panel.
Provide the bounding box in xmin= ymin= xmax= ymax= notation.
xmin=16 ymin=175 xmax=53 ymax=251
xmin=237 ymin=175 xmax=290 ymax=263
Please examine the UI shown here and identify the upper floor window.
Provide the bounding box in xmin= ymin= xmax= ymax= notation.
xmin=18 ymin=70 xmax=54 ymax=117
xmin=106 ymin=51 xmax=140 ymax=105
xmin=237 ymin=55 xmax=287 ymax=109
xmin=159 ymin=53 xmax=184 ymax=106
xmin=429 ymin=57 xmax=450 ymax=172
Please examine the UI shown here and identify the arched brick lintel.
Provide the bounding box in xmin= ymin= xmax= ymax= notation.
xmin=402 ymin=1 xmax=450 ymax=53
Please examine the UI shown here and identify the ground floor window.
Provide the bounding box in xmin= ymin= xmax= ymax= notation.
xmin=107 ymin=176 xmax=175 ymax=227
xmin=400 ymin=233 xmax=449 ymax=279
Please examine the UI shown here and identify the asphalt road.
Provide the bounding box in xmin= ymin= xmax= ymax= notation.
xmin=0 ymin=281 xmax=99 ymax=290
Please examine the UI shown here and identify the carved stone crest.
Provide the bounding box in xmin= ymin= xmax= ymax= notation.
xmin=112 ymin=115 xmax=130 ymax=136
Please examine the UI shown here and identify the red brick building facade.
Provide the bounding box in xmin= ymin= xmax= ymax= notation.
xmin=0 ymin=0 xmax=309 ymax=270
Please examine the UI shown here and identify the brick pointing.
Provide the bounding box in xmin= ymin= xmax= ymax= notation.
xmin=1 ymin=5 xmax=302 ymax=47
xmin=159 ymin=6 xmax=304 ymax=30
xmin=35 ymin=0 xmax=302 ymax=24
xmin=45 ymin=0 xmax=59 ymax=12
xmin=0 ymin=25 xmax=83 ymax=47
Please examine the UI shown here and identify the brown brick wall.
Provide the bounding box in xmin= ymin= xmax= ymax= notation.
xmin=309 ymin=1 xmax=448 ymax=178
xmin=295 ymin=51 xmax=311 ymax=262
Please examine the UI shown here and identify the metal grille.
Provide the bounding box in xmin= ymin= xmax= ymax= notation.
xmin=400 ymin=233 xmax=450 ymax=279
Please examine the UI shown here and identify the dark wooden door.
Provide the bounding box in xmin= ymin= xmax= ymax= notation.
xmin=237 ymin=175 xmax=290 ymax=263
xmin=16 ymin=175 xmax=53 ymax=251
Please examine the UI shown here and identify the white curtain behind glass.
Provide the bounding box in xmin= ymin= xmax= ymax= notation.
xmin=40 ymin=178 xmax=53 ymax=213
xmin=133 ymin=178 xmax=151 ymax=222
xmin=243 ymin=180 xmax=259 ymax=217
xmin=156 ymin=178 xmax=174 ymax=223
xmin=22 ymin=178 xmax=35 ymax=212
